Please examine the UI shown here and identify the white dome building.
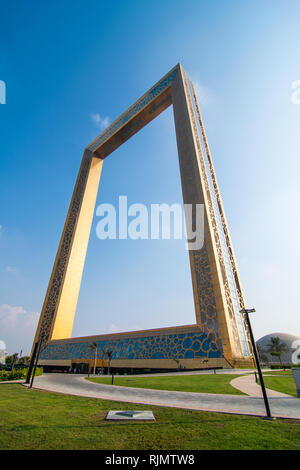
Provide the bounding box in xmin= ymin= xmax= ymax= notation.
xmin=256 ymin=333 xmax=300 ymax=364
xmin=0 ymin=340 xmax=6 ymax=365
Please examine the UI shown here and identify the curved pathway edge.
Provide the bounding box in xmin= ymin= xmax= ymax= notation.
xmin=230 ymin=374 xmax=290 ymax=397
xmin=24 ymin=373 xmax=300 ymax=420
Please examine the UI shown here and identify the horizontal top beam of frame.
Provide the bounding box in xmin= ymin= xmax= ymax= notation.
xmin=87 ymin=64 xmax=180 ymax=158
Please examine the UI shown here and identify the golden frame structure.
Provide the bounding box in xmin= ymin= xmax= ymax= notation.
xmin=33 ymin=64 xmax=254 ymax=368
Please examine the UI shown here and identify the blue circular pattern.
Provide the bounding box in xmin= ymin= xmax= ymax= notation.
xmin=40 ymin=329 xmax=222 ymax=362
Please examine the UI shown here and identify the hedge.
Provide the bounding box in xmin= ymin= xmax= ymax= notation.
xmin=0 ymin=367 xmax=43 ymax=381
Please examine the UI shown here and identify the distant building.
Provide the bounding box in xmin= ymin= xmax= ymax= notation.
xmin=257 ymin=333 xmax=300 ymax=364
xmin=0 ymin=340 xmax=5 ymax=364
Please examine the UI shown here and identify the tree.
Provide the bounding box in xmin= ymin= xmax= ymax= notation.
xmin=173 ymin=357 xmax=181 ymax=370
xmin=19 ymin=356 xmax=30 ymax=365
xmin=100 ymin=347 xmax=106 ymax=374
xmin=256 ymin=344 xmax=268 ymax=364
xmin=5 ymin=353 xmax=18 ymax=367
xmin=88 ymin=343 xmax=98 ymax=375
xmin=106 ymin=350 xmax=113 ymax=376
xmin=266 ymin=337 xmax=288 ymax=366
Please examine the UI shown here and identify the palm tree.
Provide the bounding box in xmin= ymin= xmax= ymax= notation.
xmin=173 ymin=357 xmax=181 ymax=370
xmin=266 ymin=337 xmax=288 ymax=367
xmin=11 ymin=353 xmax=19 ymax=370
xmin=88 ymin=342 xmax=98 ymax=375
xmin=106 ymin=350 xmax=113 ymax=376
xmin=100 ymin=347 xmax=106 ymax=374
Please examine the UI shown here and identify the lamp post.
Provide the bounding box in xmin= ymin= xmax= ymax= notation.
xmin=25 ymin=342 xmax=39 ymax=384
xmin=29 ymin=334 xmax=45 ymax=388
xmin=240 ymin=308 xmax=273 ymax=420
xmin=106 ymin=350 xmax=113 ymax=383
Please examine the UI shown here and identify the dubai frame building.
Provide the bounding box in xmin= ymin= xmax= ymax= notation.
xmin=34 ymin=64 xmax=254 ymax=371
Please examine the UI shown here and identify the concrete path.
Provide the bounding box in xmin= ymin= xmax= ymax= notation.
xmin=230 ymin=374 xmax=290 ymax=397
xmin=28 ymin=373 xmax=300 ymax=420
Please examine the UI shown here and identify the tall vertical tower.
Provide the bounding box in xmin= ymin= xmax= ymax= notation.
xmin=172 ymin=67 xmax=253 ymax=366
xmin=32 ymin=64 xmax=253 ymax=369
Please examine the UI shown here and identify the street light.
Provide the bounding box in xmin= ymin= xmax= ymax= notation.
xmin=25 ymin=335 xmax=45 ymax=388
xmin=240 ymin=308 xmax=274 ymax=420
xmin=25 ymin=342 xmax=39 ymax=384
xmin=106 ymin=350 xmax=113 ymax=383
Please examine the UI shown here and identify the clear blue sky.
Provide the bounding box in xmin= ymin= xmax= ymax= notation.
xmin=0 ymin=0 xmax=299 ymax=355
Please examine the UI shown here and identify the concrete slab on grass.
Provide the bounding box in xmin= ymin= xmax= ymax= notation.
xmin=106 ymin=410 xmax=155 ymax=421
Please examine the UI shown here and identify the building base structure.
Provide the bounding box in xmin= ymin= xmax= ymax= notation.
xmin=39 ymin=325 xmax=231 ymax=373
xmin=32 ymin=64 xmax=255 ymax=372
xmin=39 ymin=323 xmax=252 ymax=373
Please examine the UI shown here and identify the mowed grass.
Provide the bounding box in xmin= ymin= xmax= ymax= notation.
xmin=263 ymin=370 xmax=294 ymax=376
xmin=87 ymin=374 xmax=244 ymax=395
xmin=0 ymin=384 xmax=300 ymax=450
xmin=260 ymin=375 xmax=297 ymax=397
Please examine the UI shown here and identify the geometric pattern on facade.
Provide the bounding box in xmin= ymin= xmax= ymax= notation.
xmin=190 ymin=83 xmax=251 ymax=357
xmin=35 ymin=150 xmax=94 ymax=345
xmin=192 ymin=242 xmax=222 ymax=352
xmin=40 ymin=330 xmax=222 ymax=362
xmin=32 ymin=63 xmax=254 ymax=368
xmin=88 ymin=68 xmax=178 ymax=153
xmin=187 ymin=83 xmax=251 ymax=357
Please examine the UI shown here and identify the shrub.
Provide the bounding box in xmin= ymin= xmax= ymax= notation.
xmin=0 ymin=367 xmax=43 ymax=381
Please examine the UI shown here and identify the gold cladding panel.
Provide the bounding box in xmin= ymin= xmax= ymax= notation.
xmin=51 ymin=157 xmax=103 ymax=339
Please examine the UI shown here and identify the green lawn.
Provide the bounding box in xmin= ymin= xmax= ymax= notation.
xmin=260 ymin=375 xmax=297 ymax=397
xmin=0 ymin=384 xmax=299 ymax=450
xmin=87 ymin=374 xmax=244 ymax=395
xmin=263 ymin=370 xmax=294 ymax=376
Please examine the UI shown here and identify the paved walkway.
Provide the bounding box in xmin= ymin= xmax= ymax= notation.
xmin=230 ymin=374 xmax=290 ymax=397
xmin=28 ymin=373 xmax=300 ymax=419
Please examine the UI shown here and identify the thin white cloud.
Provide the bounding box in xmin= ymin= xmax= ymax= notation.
xmin=6 ymin=266 xmax=19 ymax=275
xmin=191 ymin=78 xmax=212 ymax=107
xmin=110 ymin=323 xmax=143 ymax=333
xmin=0 ymin=304 xmax=39 ymax=355
xmin=91 ymin=113 xmax=110 ymax=131
xmin=25 ymin=311 xmax=40 ymax=328
xmin=0 ymin=304 xmax=38 ymax=329
xmin=108 ymin=323 xmax=120 ymax=333
xmin=0 ymin=225 xmax=2 ymax=235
